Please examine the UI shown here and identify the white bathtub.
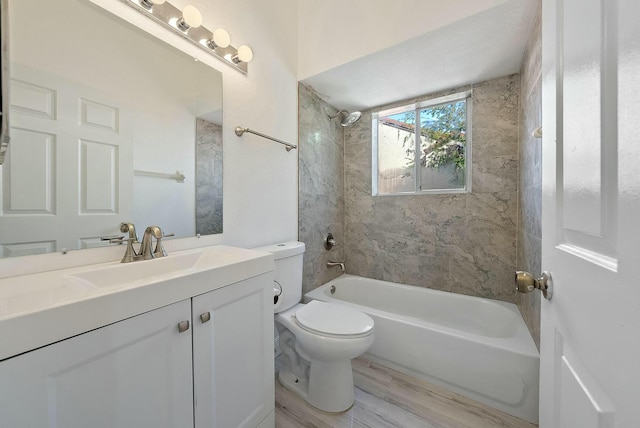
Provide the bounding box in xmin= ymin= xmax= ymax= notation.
xmin=305 ymin=274 xmax=539 ymax=424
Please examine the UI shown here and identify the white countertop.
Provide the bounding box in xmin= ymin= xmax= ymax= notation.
xmin=0 ymin=245 xmax=274 ymax=360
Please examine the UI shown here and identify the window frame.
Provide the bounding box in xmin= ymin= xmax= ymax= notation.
xmin=372 ymin=90 xmax=473 ymax=196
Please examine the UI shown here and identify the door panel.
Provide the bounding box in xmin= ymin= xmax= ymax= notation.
xmin=553 ymin=331 xmax=615 ymax=428
xmin=79 ymin=138 xmax=119 ymax=214
xmin=4 ymin=127 xmax=55 ymax=214
xmin=540 ymin=0 xmax=640 ymax=426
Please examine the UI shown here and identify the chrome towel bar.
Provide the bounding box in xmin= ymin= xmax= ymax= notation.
xmin=134 ymin=169 xmax=186 ymax=183
xmin=235 ymin=126 xmax=297 ymax=152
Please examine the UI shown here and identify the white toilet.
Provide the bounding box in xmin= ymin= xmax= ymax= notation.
xmin=254 ymin=241 xmax=374 ymax=413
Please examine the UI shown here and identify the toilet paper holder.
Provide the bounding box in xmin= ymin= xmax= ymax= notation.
xmin=273 ymin=280 xmax=283 ymax=305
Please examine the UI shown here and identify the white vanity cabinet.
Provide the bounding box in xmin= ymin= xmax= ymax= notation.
xmin=192 ymin=272 xmax=274 ymax=428
xmin=0 ymin=262 xmax=275 ymax=428
xmin=0 ymin=299 xmax=195 ymax=428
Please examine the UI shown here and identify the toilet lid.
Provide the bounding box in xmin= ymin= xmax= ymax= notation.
xmin=294 ymin=300 xmax=374 ymax=337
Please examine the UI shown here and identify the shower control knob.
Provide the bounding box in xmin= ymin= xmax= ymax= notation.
xmin=515 ymin=271 xmax=553 ymax=300
xmin=325 ymin=233 xmax=339 ymax=250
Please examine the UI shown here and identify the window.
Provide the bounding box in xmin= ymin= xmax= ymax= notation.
xmin=372 ymin=91 xmax=471 ymax=195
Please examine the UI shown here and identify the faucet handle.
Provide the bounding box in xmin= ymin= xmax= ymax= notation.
xmin=153 ymin=230 xmax=173 ymax=258
xmin=119 ymin=222 xmax=139 ymax=243
xmin=145 ymin=225 xmax=163 ymax=239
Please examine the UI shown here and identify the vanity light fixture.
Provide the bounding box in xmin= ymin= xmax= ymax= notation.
xmin=124 ymin=0 xmax=252 ymax=73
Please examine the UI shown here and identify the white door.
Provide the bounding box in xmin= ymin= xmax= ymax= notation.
xmin=0 ymin=300 xmax=194 ymax=428
xmin=0 ymin=67 xmax=133 ymax=257
xmin=192 ymin=272 xmax=274 ymax=428
xmin=540 ymin=0 xmax=640 ymax=426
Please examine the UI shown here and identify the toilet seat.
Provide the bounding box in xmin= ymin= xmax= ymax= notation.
xmin=293 ymin=300 xmax=374 ymax=338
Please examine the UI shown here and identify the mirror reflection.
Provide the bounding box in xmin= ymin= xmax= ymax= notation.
xmin=0 ymin=0 xmax=223 ymax=258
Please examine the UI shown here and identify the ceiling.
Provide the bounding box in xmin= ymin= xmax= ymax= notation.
xmin=301 ymin=0 xmax=539 ymax=112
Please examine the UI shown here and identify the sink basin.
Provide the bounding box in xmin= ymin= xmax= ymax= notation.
xmin=66 ymin=251 xmax=204 ymax=289
xmin=0 ymin=251 xmax=205 ymax=317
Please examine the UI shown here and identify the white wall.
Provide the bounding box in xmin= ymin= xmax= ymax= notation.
xmin=91 ymin=0 xmax=299 ymax=249
xmin=297 ymin=0 xmax=509 ymax=80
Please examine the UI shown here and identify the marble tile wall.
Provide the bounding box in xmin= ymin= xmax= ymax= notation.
xmin=195 ymin=118 xmax=223 ymax=235
xmin=298 ymin=83 xmax=345 ymax=293
xmin=516 ymin=4 xmax=542 ymax=349
xmin=344 ymin=75 xmax=520 ymax=303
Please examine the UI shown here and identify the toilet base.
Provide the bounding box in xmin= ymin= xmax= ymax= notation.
xmin=278 ymin=359 xmax=355 ymax=413
xmin=278 ymin=368 xmax=310 ymax=402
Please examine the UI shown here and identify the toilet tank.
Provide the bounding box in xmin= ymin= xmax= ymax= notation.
xmin=253 ymin=241 xmax=305 ymax=313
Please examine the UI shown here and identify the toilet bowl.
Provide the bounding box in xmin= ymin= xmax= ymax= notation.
xmin=253 ymin=241 xmax=375 ymax=413
xmin=276 ymin=301 xmax=374 ymax=412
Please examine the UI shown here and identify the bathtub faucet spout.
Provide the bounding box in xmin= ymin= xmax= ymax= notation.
xmin=327 ymin=260 xmax=345 ymax=272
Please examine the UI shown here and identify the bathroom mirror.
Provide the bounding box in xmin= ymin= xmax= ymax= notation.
xmin=0 ymin=0 xmax=223 ymax=258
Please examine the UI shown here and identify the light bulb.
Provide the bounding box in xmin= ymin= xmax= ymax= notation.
xmin=235 ymin=45 xmax=253 ymax=63
xmin=182 ymin=5 xmax=202 ymax=27
xmin=212 ymin=29 xmax=230 ymax=48
xmin=177 ymin=5 xmax=202 ymax=31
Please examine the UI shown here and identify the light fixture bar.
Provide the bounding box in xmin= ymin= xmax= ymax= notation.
xmin=123 ymin=0 xmax=250 ymax=73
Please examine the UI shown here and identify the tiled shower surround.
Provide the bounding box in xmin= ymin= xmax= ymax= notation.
xmin=195 ymin=118 xmax=223 ymax=235
xmin=516 ymin=6 xmax=542 ymax=349
xmin=298 ymin=84 xmax=345 ymax=293
xmin=299 ymin=75 xmax=520 ymax=303
xmin=343 ymin=75 xmax=519 ymax=303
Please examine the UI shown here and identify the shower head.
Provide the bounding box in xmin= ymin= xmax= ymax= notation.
xmin=328 ymin=110 xmax=362 ymax=127
xmin=341 ymin=111 xmax=362 ymax=126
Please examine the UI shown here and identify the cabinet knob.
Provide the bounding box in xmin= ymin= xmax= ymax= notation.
xmin=200 ymin=312 xmax=211 ymax=323
xmin=177 ymin=320 xmax=190 ymax=333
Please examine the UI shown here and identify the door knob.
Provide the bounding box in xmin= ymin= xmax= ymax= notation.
xmin=515 ymin=271 xmax=553 ymax=300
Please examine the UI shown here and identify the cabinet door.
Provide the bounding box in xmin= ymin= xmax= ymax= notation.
xmin=0 ymin=300 xmax=194 ymax=428
xmin=192 ymin=272 xmax=274 ymax=428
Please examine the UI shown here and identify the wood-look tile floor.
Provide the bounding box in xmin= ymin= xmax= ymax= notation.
xmin=275 ymin=357 xmax=537 ymax=428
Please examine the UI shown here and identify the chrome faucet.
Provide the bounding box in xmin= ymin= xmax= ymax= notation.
xmin=140 ymin=225 xmax=167 ymax=260
xmin=327 ymin=260 xmax=345 ymax=272
xmin=105 ymin=223 xmax=172 ymax=263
